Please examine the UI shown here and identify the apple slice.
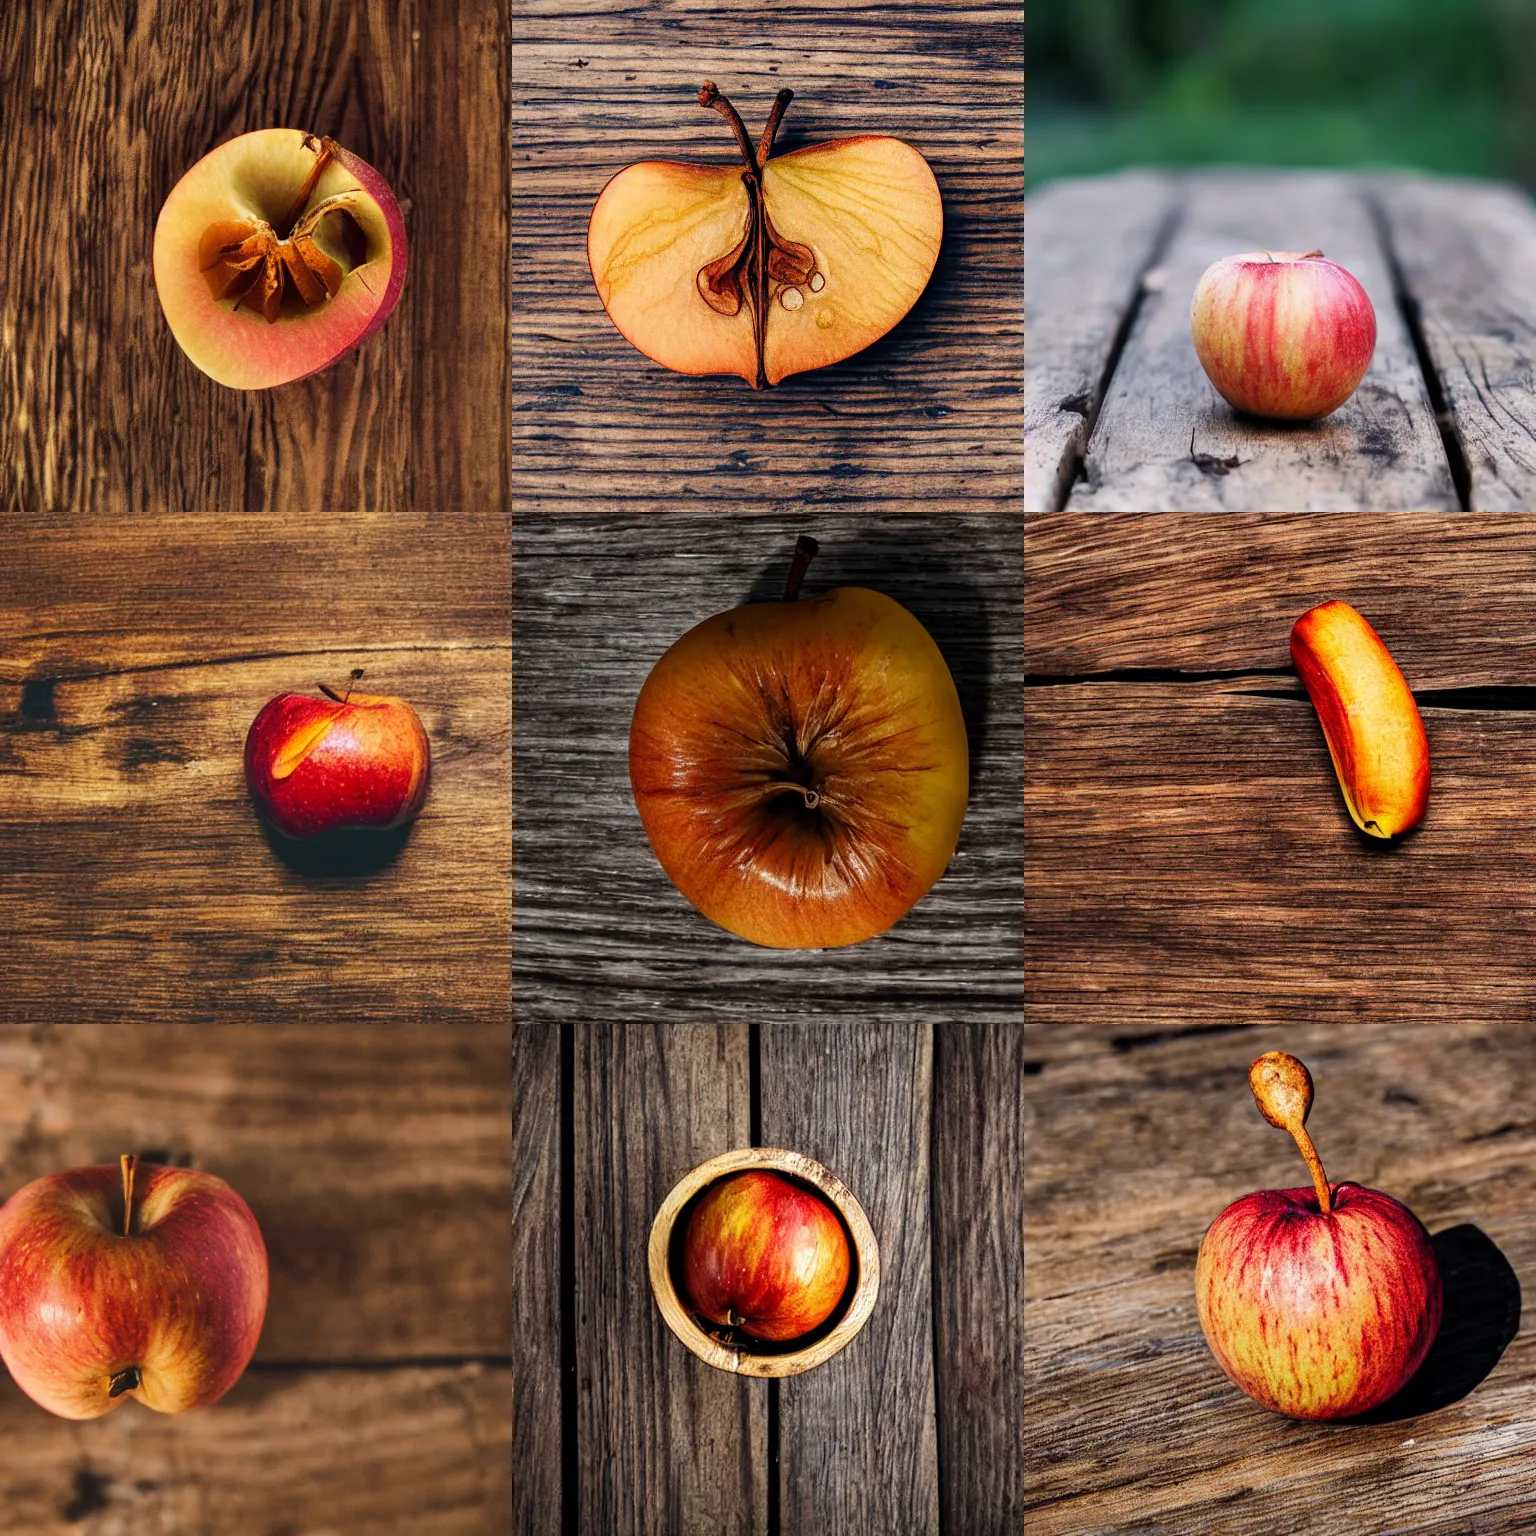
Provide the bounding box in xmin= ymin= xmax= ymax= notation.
xmin=589 ymin=84 xmax=942 ymax=388
xmin=154 ymin=129 xmax=407 ymax=390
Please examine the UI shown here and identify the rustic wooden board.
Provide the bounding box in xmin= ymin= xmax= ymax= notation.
xmin=1376 ymin=175 xmax=1536 ymax=512
xmin=1023 ymin=172 xmax=1175 ymax=513
xmin=513 ymin=514 xmax=1023 ymax=1020
xmin=0 ymin=0 xmax=510 ymax=513
xmin=0 ymin=1364 xmax=511 ymax=1535
xmin=510 ymin=3 xmax=1023 ymax=515
xmin=1026 ymin=1017 xmax=1535 ymax=1534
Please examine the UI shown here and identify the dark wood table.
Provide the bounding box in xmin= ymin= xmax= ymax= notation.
xmin=1026 ymin=170 xmax=1536 ymax=511
xmin=1026 ymin=515 xmax=1536 ymax=1532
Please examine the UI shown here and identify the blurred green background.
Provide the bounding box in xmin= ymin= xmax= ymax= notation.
xmin=1029 ymin=0 xmax=1536 ymax=192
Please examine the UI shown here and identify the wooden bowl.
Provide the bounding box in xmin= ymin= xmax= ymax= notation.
xmin=648 ymin=1146 xmax=880 ymax=1378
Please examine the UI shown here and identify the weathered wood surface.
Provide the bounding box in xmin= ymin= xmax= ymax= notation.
xmin=0 ymin=0 xmax=511 ymax=513
xmin=511 ymin=2 xmax=1023 ymax=515
xmin=512 ymin=514 xmax=1023 ymax=1020
xmin=1025 ymin=169 xmax=1536 ymax=511
xmin=1026 ymin=1017 xmax=1535 ymax=1534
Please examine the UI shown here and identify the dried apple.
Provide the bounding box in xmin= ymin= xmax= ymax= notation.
xmin=588 ymin=84 xmax=943 ymax=388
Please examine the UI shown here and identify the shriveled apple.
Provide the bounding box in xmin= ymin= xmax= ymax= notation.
xmin=154 ymin=129 xmax=407 ymax=390
xmin=589 ymin=84 xmax=942 ymax=388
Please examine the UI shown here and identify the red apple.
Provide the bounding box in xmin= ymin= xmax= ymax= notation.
xmin=629 ymin=537 xmax=969 ymax=949
xmin=1190 ymin=250 xmax=1376 ymax=420
xmin=245 ymin=681 xmax=430 ymax=839
xmin=0 ymin=1155 xmax=268 ymax=1419
xmin=682 ymin=1170 xmax=852 ymax=1343
xmin=1196 ymin=1053 xmax=1442 ymax=1420
xmin=155 ymin=128 xmax=407 ymax=389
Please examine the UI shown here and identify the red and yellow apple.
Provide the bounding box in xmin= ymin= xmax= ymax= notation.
xmin=629 ymin=538 xmax=969 ymax=948
xmin=589 ymin=83 xmax=942 ymax=388
xmin=1190 ymin=250 xmax=1376 ymax=420
xmin=245 ymin=681 xmax=430 ymax=839
xmin=155 ymin=129 xmax=407 ymax=389
xmin=682 ymin=1170 xmax=851 ymax=1343
xmin=1196 ymin=1053 xmax=1442 ymax=1420
xmin=1291 ymin=600 xmax=1429 ymax=838
xmin=0 ymin=1155 xmax=268 ymax=1419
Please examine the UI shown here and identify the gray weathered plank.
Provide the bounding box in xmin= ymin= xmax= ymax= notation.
xmin=512 ymin=514 xmax=1023 ymax=1020
xmin=766 ymin=1022 xmax=939 ymax=1536
xmin=511 ymin=4 xmax=1023 ymax=514
xmin=1376 ymin=174 xmax=1536 ymax=512
xmin=1023 ymin=171 xmax=1175 ymax=512
xmin=574 ymin=1024 xmax=766 ymax=1536
xmin=1060 ymin=172 xmax=1458 ymax=510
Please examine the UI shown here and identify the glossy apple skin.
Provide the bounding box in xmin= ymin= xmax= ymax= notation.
xmin=0 ymin=1164 xmax=268 ymax=1420
xmin=1291 ymin=600 xmax=1429 ymax=839
xmin=154 ymin=128 xmax=408 ymax=389
xmin=589 ymin=136 xmax=942 ymax=386
xmin=1191 ymin=251 xmax=1376 ymax=420
xmin=682 ymin=1171 xmax=851 ymax=1343
xmin=1196 ymin=1181 xmax=1441 ymax=1420
xmin=629 ymin=587 xmax=968 ymax=948
xmin=245 ymin=690 xmax=430 ymax=839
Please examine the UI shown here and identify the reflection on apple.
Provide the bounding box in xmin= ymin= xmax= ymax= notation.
xmin=629 ymin=537 xmax=969 ymax=948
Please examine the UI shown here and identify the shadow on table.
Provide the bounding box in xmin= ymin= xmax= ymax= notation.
xmin=258 ymin=815 xmax=416 ymax=879
xmin=1362 ymin=1224 xmax=1521 ymax=1423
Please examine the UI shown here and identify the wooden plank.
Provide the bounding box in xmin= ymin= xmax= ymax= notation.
xmin=511 ymin=5 xmax=1023 ymax=515
xmin=1026 ymin=513 xmax=1536 ymax=678
xmin=0 ymin=1023 xmax=511 ymax=1360
xmin=513 ymin=514 xmax=1023 ymax=1020
xmin=1376 ymin=175 xmax=1536 ymax=512
xmin=574 ymin=1024 xmax=765 ymax=1536
xmin=0 ymin=1 xmax=510 ymax=513
xmin=0 ymin=1364 xmax=511 ymax=1535
xmin=1066 ymin=173 xmax=1457 ymax=511
xmin=765 ymin=1022 xmax=938 ymax=1536
xmin=1026 ymin=1017 xmax=1535 ymax=1533
xmin=512 ymin=1022 xmax=565 ymax=1534
xmin=1023 ymin=171 xmax=1175 ymax=512
xmin=932 ymin=1021 xmax=1025 ymax=1534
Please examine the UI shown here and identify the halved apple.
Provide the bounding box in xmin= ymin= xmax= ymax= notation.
xmin=154 ymin=129 xmax=407 ymax=390
xmin=589 ymin=84 xmax=943 ymax=388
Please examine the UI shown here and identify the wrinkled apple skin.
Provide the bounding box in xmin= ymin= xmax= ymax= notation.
xmin=154 ymin=128 xmax=408 ymax=390
xmin=1191 ymin=251 xmax=1376 ymax=420
xmin=1291 ymin=600 xmax=1429 ymax=839
xmin=1196 ymin=1182 xmax=1441 ymax=1420
xmin=0 ymin=1165 xmax=268 ymax=1420
xmin=682 ymin=1171 xmax=851 ymax=1343
xmin=629 ymin=587 xmax=968 ymax=948
xmin=244 ymin=691 xmax=430 ymax=839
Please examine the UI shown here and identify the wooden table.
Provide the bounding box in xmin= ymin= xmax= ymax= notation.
xmin=1026 ymin=515 xmax=1536 ymax=1532
xmin=1026 ymin=170 xmax=1536 ymax=512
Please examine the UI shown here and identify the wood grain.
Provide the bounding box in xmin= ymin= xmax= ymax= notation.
xmin=0 ymin=0 xmax=510 ymax=513
xmin=512 ymin=514 xmax=1023 ymax=1021
xmin=1026 ymin=1017 xmax=1535 ymax=1534
xmin=1377 ymin=175 xmax=1536 ymax=512
xmin=510 ymin=3 xmax=1023 ymax=515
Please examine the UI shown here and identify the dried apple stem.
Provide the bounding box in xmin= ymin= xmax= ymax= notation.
xmin=278 ymin=136 xmax=335 ymax=240
xmin=699 ymin=84 xmax=759 ymax=175
xmin=756 ymin=89 xmax=794 ymax=168
xmin=120 ymin=1153 xmax=138 ymax=1237
xmin=764 ymin=781 xmax=820 ymax=809
xmin=1248 ymin=1052 xmax=1332 ymax=1215
xmin=783 ymin=536 xmax=819 ymax=601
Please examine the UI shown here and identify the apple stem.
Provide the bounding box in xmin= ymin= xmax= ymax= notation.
xmin=108 ymin=1366 xmax=140 ymax=1398
xmin=278 ymin=135 xmax=335 ymax=240
xmin=699 ymin=83 xmax=760 ymax=176
xmin=756 ymin=89 xmax=794 ymax=168
xmin=783 ymin=536 xmax=819 ymax=601
xmin=120 ymin=1153 xmax=138 ymax=1237
xmin=1301 ymin=249 xmax=1325 ymax=260
xmin=1248 ymin=1052 xmax=1332 ymax=1216
xmin=317 ymin=682 xmax=345 ymax=702
xmin=764 ymin=780 xmax=820 ymax=809
xmin=1292 ymin=1121 xmax=1333 ymax=1216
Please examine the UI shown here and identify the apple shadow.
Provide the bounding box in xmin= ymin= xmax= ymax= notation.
xmin=258 ymin=814 xmax=416 ymax=879
xmin=1360 ymin=1224 xmax=1521 ymax=1423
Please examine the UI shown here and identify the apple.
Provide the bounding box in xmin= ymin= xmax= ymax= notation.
xmin=155 ymin=128 xmax=407 ymax=389
xmin=1190 ymin=250 xmax=1376 ymax=420
xmin=628 ymin=537 xmax=969 ymax=948
xmin=0 ymin=1155 xmax=268 ymax=1419
xmin=1291 ymin=599 xmax=1429 ymax=839
xmin=682 ymin=1170 xmax=851 ymax=1343
xmin=589 ymin=83 xmax=942 ymax=388
xmin=1196 ymin=1052 xmax=1442 ymax=1420
xmin=244 ymin=678 xmax=430 ymax=839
